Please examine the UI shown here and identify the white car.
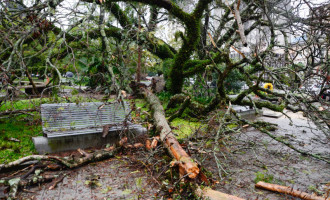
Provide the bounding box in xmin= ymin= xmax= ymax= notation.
xmin=300 ymin=85 xmax=321 ymax=95
xmin=189 ymin=78 xmax=195 ymax=85
xmin=310 ymin=85 xmax=321 ymax=95
xmin=241 ymin=84 xmax=249 ymax=90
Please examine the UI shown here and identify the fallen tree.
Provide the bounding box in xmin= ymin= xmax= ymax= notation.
xmin=140 ymin=87 xmax=200 ymax=179
xmin=136 ymin=85 xmax=245 ymax=199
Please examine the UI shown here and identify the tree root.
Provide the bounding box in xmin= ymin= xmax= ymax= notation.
xmin=48 ymin=174 xmax=65 ymax=190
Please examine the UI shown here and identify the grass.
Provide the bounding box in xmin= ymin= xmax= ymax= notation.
xmin=254 ymin=171 xmax=274 ymax=183
xmin=170 ymin=118 xmax=204 ymax=139
xmin=0 ymin=99 xmax=42 ymax=111
xmin=0 ymin=114 xmax=42 ymax=164
xmin=131 ymin=98 xmax=203 ymax=139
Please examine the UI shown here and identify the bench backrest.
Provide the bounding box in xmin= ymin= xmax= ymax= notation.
xmin=41 ymin=102 xmax=130 ymax=135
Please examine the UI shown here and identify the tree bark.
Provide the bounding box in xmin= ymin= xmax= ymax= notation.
xmin=233 ymin=3 xmax=247 ymax=46
xmin=0 ymin=148 xmax=117 ymax=172
xmin=255 ymin=181 xmax=326 ymax=200
xmin=25 ymin=69 xmax=39 ymax=95
xmin=141 ymin=87 xmax=200 ymax=179
xmin=137 ymin=7 xmax=142 ymax=83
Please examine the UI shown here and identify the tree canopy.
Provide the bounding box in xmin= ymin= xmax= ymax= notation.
xmin=0 ymin=0 xmax=329 ymax=132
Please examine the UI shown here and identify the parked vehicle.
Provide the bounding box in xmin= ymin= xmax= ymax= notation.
xmin=300 ymin=84 xmax=321 ymax=95
xmin=241 ymin=84 xmax=249 ymax=90
xmin=189 ymin=78 xmax=195 ymax=85
xmin=310 ymin=84 xmax=321 ymax=95
xmin=321 ymin=89 xmax=330 ymax=101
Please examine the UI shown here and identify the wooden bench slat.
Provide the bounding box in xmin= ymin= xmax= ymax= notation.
xmin=41 ymin=102 xmax=132 ymax=137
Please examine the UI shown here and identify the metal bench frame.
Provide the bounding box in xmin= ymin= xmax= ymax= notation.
xmin=41 ymin=101 xmax=140 ymax=138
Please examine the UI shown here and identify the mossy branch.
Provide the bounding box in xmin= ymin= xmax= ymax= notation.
xmin=0 ymin=148 xmax=118 ymax=172
xmin=168 ymin=96 xmax=191 ymax=122
xmin=105 ymin=2 xmax=132 ymax=28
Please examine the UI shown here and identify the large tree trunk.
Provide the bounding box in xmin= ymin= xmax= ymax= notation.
xmin=25 ymin=69 xmax=39 ymax=95
xmin=141 ymin=87 xmax=200 ymax=179
xmin=136 ymin=7 xmax=142 ymax=83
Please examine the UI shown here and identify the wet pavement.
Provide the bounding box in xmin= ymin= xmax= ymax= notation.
xmin=204 ymin=109 xmax=330 ymax=199
xmin=20 ymin=157 xmax=158 ymax=200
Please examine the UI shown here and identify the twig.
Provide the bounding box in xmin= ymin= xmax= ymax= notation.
xmin=8 ymin=165 xmax=33 ymax=178
xmin=133 ymin=158 xmax=161 ymax=185
xmin=21 ymin=164 xmax=45 ymax=179
xmin=212 ymin=103 xmax=231 ymax=179
xmin=231 ymin=45 xmax=246 ymax=58
xmin=48 ymin=174 xmax=65 ymax=190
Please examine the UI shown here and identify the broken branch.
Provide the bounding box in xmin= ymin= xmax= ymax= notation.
xmin=233 ymin=3 xmax=247 ymax=46
xmin=196 ymin=186 xmax=245 ymax=200
xmin=0 ymin=148 xmax=118 ymax=172
xmin=48 ymin=174 xmax=65 ymax=190
xmin=255 ymin=181 xmax=326 ymax=200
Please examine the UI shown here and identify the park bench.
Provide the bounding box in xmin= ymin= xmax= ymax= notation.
xmin=33 ymin=101 xmax=146 ymax=153
xmin=8 ymin=83 xmax=47 ymax=96
xmin=41 ymin=101 xmax=142 ymax=138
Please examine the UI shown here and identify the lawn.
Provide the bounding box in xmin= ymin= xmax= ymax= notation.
xmin=0 ymin=114 xmax=42 ymax=164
